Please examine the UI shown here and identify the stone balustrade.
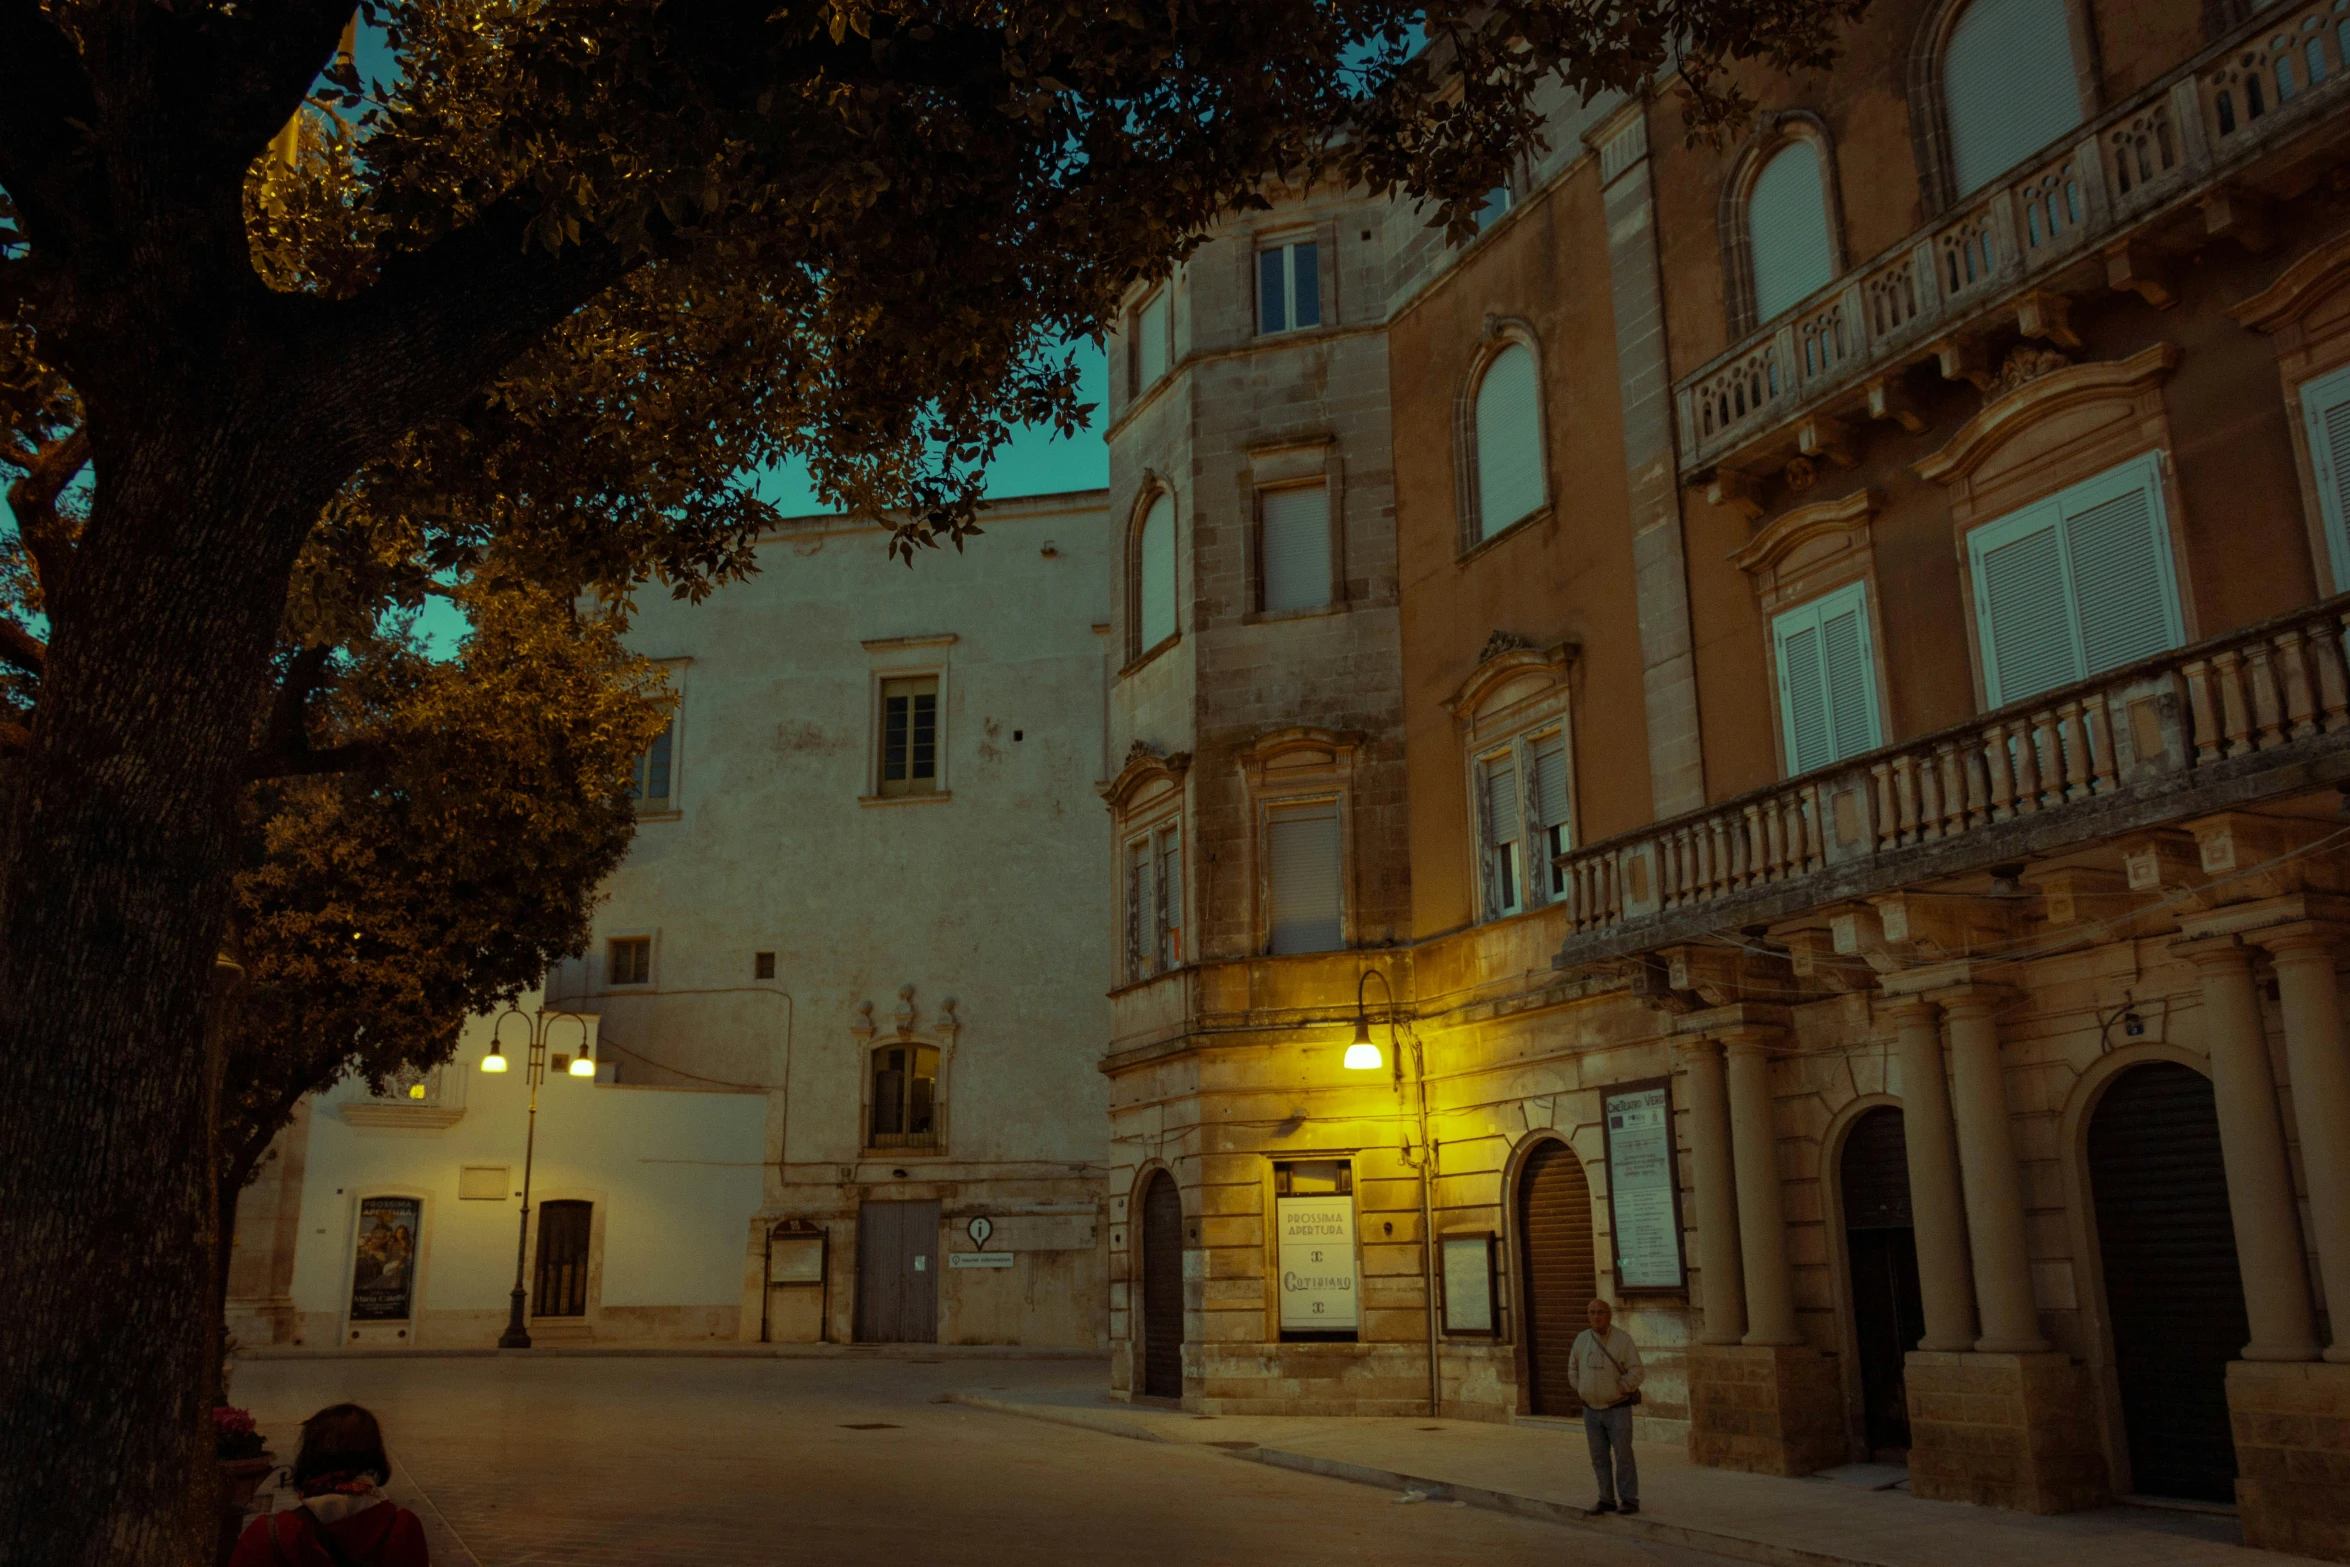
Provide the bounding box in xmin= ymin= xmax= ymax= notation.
xmin=1551 ymin=595 xmax=2350 ymax=960
xmin=1676 ymin=0 xmax=2350 ymax=478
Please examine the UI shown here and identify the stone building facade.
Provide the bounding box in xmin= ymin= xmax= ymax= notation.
xmin=230 ymin=488 xmax=1117 ymax=1352
xmin=1102 ymin=0 xmax=2350 ymax=1555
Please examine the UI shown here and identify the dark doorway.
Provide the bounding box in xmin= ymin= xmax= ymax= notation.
xmin=854 ymin=1199 xmax=940 ymax=1343
xmin=532 ymin=1200 xmax=592 ymax=1317
xmin=1517 ymin=1139 xmax=1597 ymax=1417
xmin=1840 ymin=1108 xmax=1925 ymax=1459
xmin=1141 ymin=1172 xmax=1185 ymax=1399
xmin=2088 ymin=1062 xmax=2249 ymax=1503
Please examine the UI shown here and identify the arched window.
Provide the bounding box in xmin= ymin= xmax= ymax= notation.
xmin=1471 ymin=343 xmax=1544 ymax=542
xmin=869 ymin=1043 xmax=938 ymax=1149
xmin=1944 ymin=0 xmax=2082 ymax=197
xmin=1136 ymin=492 xmax=1176 ymax=655
xmin=1748 ymin=140 xmax=1836 ymax=322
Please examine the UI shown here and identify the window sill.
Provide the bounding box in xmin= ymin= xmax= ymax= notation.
xmin=1244 ymin=601 xmax=1345 ymax=627
xmin=1119 ymin=635 xmax=1180 ymax=681
xmin=858 ymin=791 xmax=952 ymax=807
xmin=861 ymin=1147 xmax=949 ymax=1161
xmin=634 ymin=806 xmax=682 ymax=823
xmin=1456 ymin=504 xmax=1551 ymax=567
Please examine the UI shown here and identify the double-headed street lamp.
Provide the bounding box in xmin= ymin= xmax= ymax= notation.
xmin=480 ymin=1005 xmax=599 ymax=1349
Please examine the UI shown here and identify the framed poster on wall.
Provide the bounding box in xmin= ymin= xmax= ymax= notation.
xmin=1600 ymin=1080 xmax=1687 ymax=1293
xmin=349 ymin=1196 xmax=422 ymax=1321
xmin=1273 ymin=1160 xmax=1358 ymax=1336
xmin=1439 ymin=1233 xmax=1499 ymax=1336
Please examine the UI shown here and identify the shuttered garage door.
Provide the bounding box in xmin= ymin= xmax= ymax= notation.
xmin=1141 ymin=1173 xmax=1185 ymax=1399
xmin=2087 ymin=1062 xmax=2249 ymax=1503
xmin=1517 ymin=1140 xmax=1598 ymax=1417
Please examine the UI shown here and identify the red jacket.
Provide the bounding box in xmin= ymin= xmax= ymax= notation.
xmin=229 ymin=1501 xmax=429 ymax=1567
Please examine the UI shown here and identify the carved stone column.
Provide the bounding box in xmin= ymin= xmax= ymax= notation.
xmin=1939 ymin=986 xmax=2047 ymax=1355
xmin=2252 ymin=924 xmax=2350 ymax=1363
xmin=2174 ymin=934 xmax=2318 ymax=1362
xmin=1724 ymin=1032 xmax=1800 ymax=1348
xmin=1883 ymin=997 xmax=1976 ymax=1353
xmin=1677 ymin=1037 xmax=1746 ymax=1346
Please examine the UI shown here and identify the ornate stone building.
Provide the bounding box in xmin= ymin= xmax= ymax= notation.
xmin=1102 ymin=0 xmax=2350 ymax=1556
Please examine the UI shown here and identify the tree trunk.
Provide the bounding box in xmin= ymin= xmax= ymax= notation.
xmin=0 ymin=418 xmax=335 ymax=1566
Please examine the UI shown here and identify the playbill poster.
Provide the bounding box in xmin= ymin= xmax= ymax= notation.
xmin=349 ymin=1196 xmax=421 ymax=1321
xmin=1603 ymin=1083 xmax=1686 ymax=1290
xmin=1275 ymin=1195 xmax=1358 ymax=1331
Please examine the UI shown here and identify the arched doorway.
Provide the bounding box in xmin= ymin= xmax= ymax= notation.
xmin=1840 ymin=1108 xmax=1925 ymax=1459
xmin=2087 ymin=1061 xmax=2249 ymax=1502
xmin=1140 ymin=1172 xmax=1184 ymax=1400
xmin=1516 ymin=1139 xmax=1597 ymax=1417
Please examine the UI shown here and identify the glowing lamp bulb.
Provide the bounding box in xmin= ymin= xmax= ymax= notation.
xmin=568 ymin=1052 xmax=597 ymax=1078
xmin=1343 ymin=1042 xmax=1384 ymax=1071
xmin=480 ymin=1049 xmax=509 ymax=1073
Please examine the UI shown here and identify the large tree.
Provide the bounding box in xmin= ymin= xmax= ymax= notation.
xmin=0 ymin=2 xmax=1863 ymax=1560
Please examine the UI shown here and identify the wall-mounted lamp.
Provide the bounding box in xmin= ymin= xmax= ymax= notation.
xmin=1348 ymin=970 xmax=1396 ymax=1072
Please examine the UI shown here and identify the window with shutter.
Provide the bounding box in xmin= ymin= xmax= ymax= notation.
xmin=1134 ymin=290 xmax=1169 ymax=390
xmin=1528 ymin=732 xmax=1572 ymax=896
xmin=1260 ymin=484 xmax=1332 ymax=613
xmin=1257 ymin=241 xmax=1321 ymax=334
xmin=2300 ymin=363 xmax=2350 ymax=592
xmin=1944 ymin=0 xmax=2083 ymax=197
xmin=1748 ymin=140 xmax=1836 ymax=323
xmin=1969 ymin=452 xmax=2184 ymax=708
xmin=1473 ymin=344 xmax=1545 ymax=540
xmin=879 ymin=676 xmax=940 ymax=796
xmin=1266 ymin=801 xmax=1344 ymax=955
xmin=1137 ymin=494 xmax=1177 ymax=654
xmin=1771 ymin=581 xmax=1884 ymax=776
xmin=631 ymin=721 xmax=675 ymax=806
xmin=1124 ymin=836 xmax=1151 ymax=981
xmin=1479 ymin=753 xmax=1523 ymax=918
xmin=1156 ymin=823 xmax=1183 ymax=969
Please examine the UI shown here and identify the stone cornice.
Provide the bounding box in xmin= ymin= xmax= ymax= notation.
xmin=1913 ymin=343 xmax=2180 ymax=486
xmin=1728 ymin=488 xmax=1878 ymax=577
xmin=2227 ymin=227 xmax=2350 ymax=334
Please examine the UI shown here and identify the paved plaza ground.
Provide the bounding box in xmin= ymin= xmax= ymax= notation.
xmin=232 ymin=1352 xmax=1736 ymax=1566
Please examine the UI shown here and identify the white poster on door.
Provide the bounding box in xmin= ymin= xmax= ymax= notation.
xmin=1276 ymin=1195 xmax=1358 ymax=1330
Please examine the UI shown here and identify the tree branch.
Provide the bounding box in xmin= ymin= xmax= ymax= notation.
xmin=6 ymin=428 xmax=89 ymax=611
xmin=0 ymin=719 xmax=26 ymax=757
xmin=0 ymin=619 xmax=42 ymax=679
xmin=246 ymin=737 xmax=386 ymax=782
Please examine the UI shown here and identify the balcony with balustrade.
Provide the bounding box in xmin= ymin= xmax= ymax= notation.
xmin=1677 ymin=0 xmax=2350 ymax=492
xmin=1548 ymin=594 xmax=2350 ymax=968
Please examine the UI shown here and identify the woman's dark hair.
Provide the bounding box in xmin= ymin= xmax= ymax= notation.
xmin=289 ymin=1403 xmax=392 ymax=1493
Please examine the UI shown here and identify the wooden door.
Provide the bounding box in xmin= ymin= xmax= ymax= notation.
xmin=1516 ymin=1139 xmax=1596 ymax=1417
xmin=1840 ymin=1107 xmax=1925 ymax=1458
xmin=2088 ymin=1062 xmax=2248 ymax=1503
xmin=1141 ymin=1173 xmax=1184 ymax=1399
xmin=855 ymin=1199 xmax=940 ymax=1343
xmin=532 ymin=1200 xmax=591 ymax=1317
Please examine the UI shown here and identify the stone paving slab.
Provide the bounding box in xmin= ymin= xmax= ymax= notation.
xmin=943 ymin=1388 xmax=2325 ymax=1567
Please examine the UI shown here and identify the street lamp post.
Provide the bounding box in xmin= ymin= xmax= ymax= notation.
xmin=480 ymin=1005 xmax=598 ymax=1349
xmin=1348 ymin=970 xmax=1441 ymax=1418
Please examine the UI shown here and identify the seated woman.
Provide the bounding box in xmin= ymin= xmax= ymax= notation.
xmin=229 ymin=1403 xmax=429 ymax=1566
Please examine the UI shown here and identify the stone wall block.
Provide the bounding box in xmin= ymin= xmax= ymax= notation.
xmin=1905 ymin=1351 xmax=2106 ymax=1514
xmin=2235 ymin=1361 xmax=2350 ymax=1562
xmin=1686 ymin=1343 xmax=1845 ymax=1476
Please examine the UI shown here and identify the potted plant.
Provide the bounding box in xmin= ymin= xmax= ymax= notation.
xmin=212 ymin=1406 xmax=275 ymax=1509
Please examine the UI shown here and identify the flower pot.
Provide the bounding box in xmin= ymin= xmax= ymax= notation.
xmin=219 ymin=1454 xmax=276 ymax=1511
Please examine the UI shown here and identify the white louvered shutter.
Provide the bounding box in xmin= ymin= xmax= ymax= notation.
xmin=1527 ymin=732 xmax=1571 ymax=898
xmin=1125 ymin=838 xmax=1150 ymax=979
xmin=1945 ymin=0 xmax=2083 ymax=196
xmin=1748 ymin=141 xmax=1836 ymax=322
xmin=1973 ymin=510 xmax=2076 ymax=706
xmin=1138 ymin=494 xmax=1176 ymax=651
xmin=1261 ymin=484 xmax=1332 ymax=612
xmin=2061 ymin=465 xmax=2179 ymax=676
xmin=1483 ymin=755 xmax=1521 ymax=915
xmin=2301 ymin=364 xmax=2350 ymax=592
xmin=1267 ymin=803 xmax=1344 ymax=954
xmin=1136 ymin=291 xmax=1169 ymax=388
xmin=1474 ymin=344 xmax=1545 ymax=539
xmin=1773 ymin=581 xmax=1884 ymax=774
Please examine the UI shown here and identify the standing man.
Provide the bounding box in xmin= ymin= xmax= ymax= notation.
xmin=1570 ymin=1296 xmax=1644 ymax=1514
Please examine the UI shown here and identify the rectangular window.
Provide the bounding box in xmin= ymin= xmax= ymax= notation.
xmin=1259 ymin=483 xmax=1332 ymax=613
xmin=1969 ymin=452 xmax=2183 ymax=709
xmin=879 ymin=676 xmax=940 ymax=796
xmin=1528 ymin=731 xmax=1571 ymax=896
xmin=631 ymin=721 xmax=674 ymax=807
xmin=607 ymin=936 xmax=650 ymax=987
xmin=1771 ymin=580 xmax=1885 ymax=775
xmin=1155 ymin=822 xmax=1184 ymax=971
xmin=1478 ymin=752 xmax=1523 ymax=918
xmin=1122 ymin=823 xmax=1185 ymax=981
xmin=2301 ymin=364 xmax=2350 ymax=593
xmin=1476 ymin=184 xmax=1512 ymax=231
xmin=1133 ymin=290 xmax=1169 ymax=392
xmin=1266 ymin=800 xmax=1344 ymax=955
xmin=1257 ymin=240 xmax=1320 ymax=334
xmin=1124 ymin=834 xmax=1151 ymax=981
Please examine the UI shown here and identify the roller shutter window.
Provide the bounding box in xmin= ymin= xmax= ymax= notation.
xmin=1134 ymin=289 xmax=1169 ymax=391
xmin=1266 ymin=801 xmax=1344 ymax=955
xmin=1969 ymin=452 xmax=2183 ymax=708
xmin=1137 ymin=493 xmax=1177 ymax=653
xmin=1772 ymin=580 xmax=1884 ymax=775
xmin=1944 ymin=0 xmax=2084 ymax=197
xmin=2298 ymin=363 xmax=2350 ymax=592
xmin=1474 ymin=343 xmax=1545 ymax=540
xmin=1260 ymin=483 xmax=1332 ymax=613
xmin=1478 ymin=752 xmax=1523 ymax=918
xmin=1748 ymin=140 xmax=1837 ymax=323
xmin=1528 ymin=731 xmax=1572 ymax=897
xmin=1257 ymin=240 xmax=1321 ymax=334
